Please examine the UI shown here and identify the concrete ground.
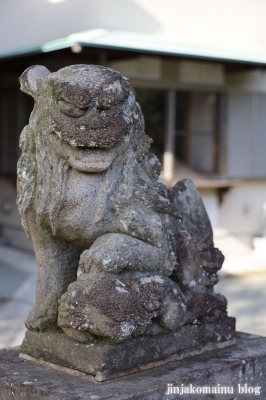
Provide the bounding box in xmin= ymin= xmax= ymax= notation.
xmin=0 ymin=242 xmax=266 ymax=350
xmin=0 ymin=246 xmax=36 ymax=349
xmin=216 ymin=273 xmax=266 ymax=337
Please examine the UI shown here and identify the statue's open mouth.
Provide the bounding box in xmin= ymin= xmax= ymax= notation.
xmin=51 ymin=114 xmax=127 ymax=149
xmin=49 ymin=132 xmax=129 ymax=172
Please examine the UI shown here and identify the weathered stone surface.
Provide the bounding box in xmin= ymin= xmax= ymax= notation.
xmin=20 ymin=317 xmax=235 ymax=381
xmin=58 ymin=271 xmax=187 ymax=342
xmin=1 ymin=333 xmax=266 ymax=399
xmin=16 ymin=63 xmax=235 ymax=374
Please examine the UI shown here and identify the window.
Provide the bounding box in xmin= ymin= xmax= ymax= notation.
xmin=175 ymin=92 xmax=219 ymax=174
xmin=134 ymin=88 xmax=166 ymax=162
xmin=136 ymin=88 xmax=220 ymax=174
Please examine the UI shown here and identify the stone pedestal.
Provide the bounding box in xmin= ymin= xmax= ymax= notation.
xmin=0 ymin=333 xmax=265 ymax=399
xmin=20 ymin=317 xmax=235 ymax=381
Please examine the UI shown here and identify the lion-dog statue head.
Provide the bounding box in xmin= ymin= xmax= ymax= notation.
xmin=17 ymin=64 xmax=161 ymax=237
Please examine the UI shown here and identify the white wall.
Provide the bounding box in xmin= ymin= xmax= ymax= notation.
xmin=199 ymin=189 xmax=219 ymax=230
xmin=226 ymin=75 xmax=266 ymax=179
xmin=199 ymin=182 xmax=266 ymax=244
xmin=218 ymin=181 xmax=266 ymax=240
xmin=133 ymin=0 xmax=266 ymax=54
xmin=224 ymin=71 xmax=266 ymax=240
xmin=0 ymin=0 xmax=159 ymax=57
xmin=0 ymin=0 xmax=99 ymax=56
xmin=2 ymin=0 xmax=266 ymax=61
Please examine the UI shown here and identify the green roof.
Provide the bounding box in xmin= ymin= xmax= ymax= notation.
xmin=3 ymin=29 xmax=266 ymax=65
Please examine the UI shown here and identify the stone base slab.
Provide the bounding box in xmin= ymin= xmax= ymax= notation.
xmin=0 ymin=333 xmax=266 ymax=399
xmin=20 ymin=317 xmax=235 ymax=381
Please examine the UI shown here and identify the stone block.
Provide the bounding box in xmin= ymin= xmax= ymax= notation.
xmin=0 ymin=333 xmax=265 ymax=399
xmin=20 ymin=317 xmax=235 ymax=381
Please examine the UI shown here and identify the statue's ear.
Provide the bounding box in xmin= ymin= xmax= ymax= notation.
xmin=19 ymin=65 xmax=51 ymax=99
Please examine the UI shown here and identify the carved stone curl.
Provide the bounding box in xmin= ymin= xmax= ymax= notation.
xmin=17 ymin=65 xmax=234 ymax=370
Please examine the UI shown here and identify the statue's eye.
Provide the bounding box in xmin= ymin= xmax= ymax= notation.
xmin=96 ymin=100 xmax=112 ymax=111
xmin=58 ymin=100 xmax=86 ymax=118
xmin=96 ymin=94 xmax=114 ymax=110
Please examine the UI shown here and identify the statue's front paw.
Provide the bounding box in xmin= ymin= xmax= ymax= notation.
xmin=25 ymin=307 xmax=58 ymax=332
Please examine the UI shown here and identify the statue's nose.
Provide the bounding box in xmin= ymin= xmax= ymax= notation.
xmin=78 ymin=109 xmax=104 ymax=132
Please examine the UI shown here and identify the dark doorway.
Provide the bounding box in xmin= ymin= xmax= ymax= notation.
xmin=134 ymin=88 xmax=166 ymax=162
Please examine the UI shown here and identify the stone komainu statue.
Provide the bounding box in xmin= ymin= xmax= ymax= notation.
xmin=17 ymin=64 xmax=229 ymax=344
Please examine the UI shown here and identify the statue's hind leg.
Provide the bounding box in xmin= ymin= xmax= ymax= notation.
xmin=25 ymin=218 xmax=82 ymax=332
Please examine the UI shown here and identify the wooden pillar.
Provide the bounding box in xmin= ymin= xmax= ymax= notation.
xmin=99 ymin=51 xmax=108 ymax=66
xmin=163 ymin=90 xmax=176 ymax=181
